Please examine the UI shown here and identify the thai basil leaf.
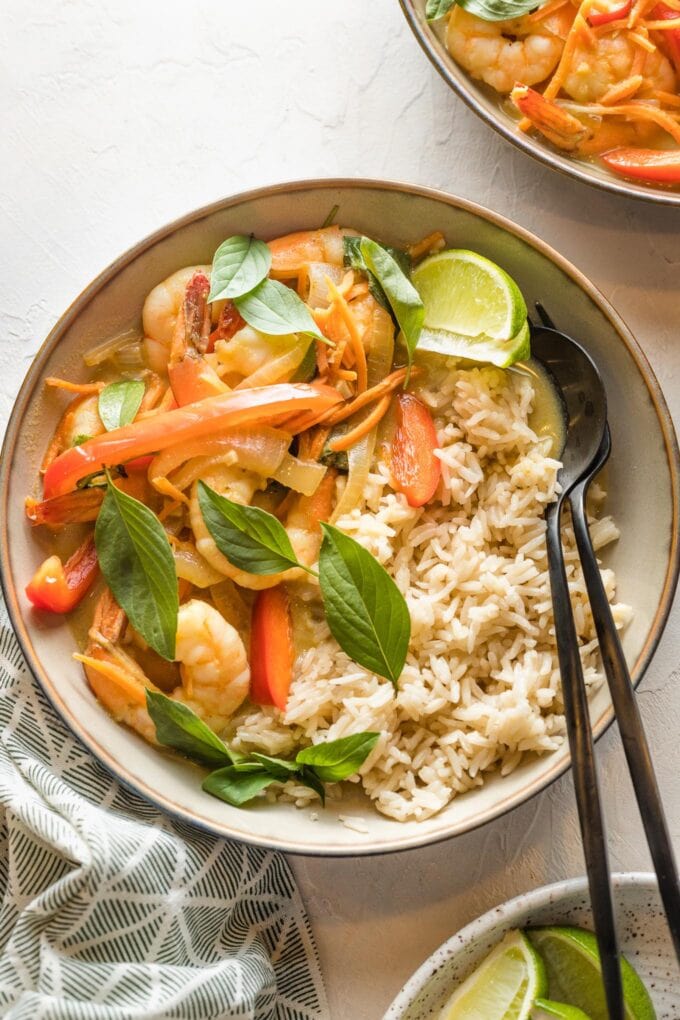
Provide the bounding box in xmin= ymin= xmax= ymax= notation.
xmin=251 ymin=753 xmax=300 ymax=783
xmin=297 ymin=766 xmax=326 ymax=805
xmin=98 ymin=379 xmax=145 ymax=432
xmin=321 ymin=204 xmax=340 ymax=228
xmin=95 ymin=474 xmax=178 ymax=659
xmin=458 ymin=0 xmax=540 ymax=18
xmin=291 ymin=340 xmax=317 ymax=382
xmin=343 ymin=235 xmax=411 ymax=314
xmin=203 ymin=766 xmax=275 ymax=806
xmin=197 ymin=481 xmax=305 ymax=576
xmin=359 ymin=237 xmax=424 ymax=378
xmin=296 ymin=732 xmax=379 ymax=782
xmin=208 ymin=234 xmax=271 ymax=302
xmin=146 ymin=691 xmax=237 ymax=767
xmin=235 ymin=278 xmax=329 ymax=344
xmin=319 ymin=524 xmax=410 ymax=687
xmin=426 ymin=0 xmax=455 ymax=18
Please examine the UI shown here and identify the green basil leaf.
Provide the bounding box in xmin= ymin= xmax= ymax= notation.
xmin=426 ymin=0 xmax=455 ymax=18
xmin=296 ymin=732 xmax=380 ymax=782
xmin=203 ymin=766 xmax=275 ymax=806
xmin=297 ymin=766 xmax=326 ymax=805
xmin=235 ymin=278 xmax=329 ymax=344
xmin=251 ymin=753 xmax=300 ymax=781
xmin=95 ymin=475 xmax=178 ymax=659
xmin=359 ymin=237 xmax=424 ymax=379
xmin=198 ymin=480 xmax=307 ymax=576
xmin=146 ymin=691 xmax=236 ymax=767
xmin=98 ymin=380 xmax=145 ymax=432
xmin=460 ymin=0 xmax=539 ymax=17
xmin=319 ymin=524 xmax=410 ymax=686
xmin=343 ymin=236 xmax=412 ymax=314
xmin=321 ymin=203 xmax=340 ymax=228
xmin=208 ymin=234 xmax=271 ymax=302
xmin=291 ymin=340 xmax=317 ymax=382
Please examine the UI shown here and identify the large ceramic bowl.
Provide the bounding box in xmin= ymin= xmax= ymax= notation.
xmin=1 ymin=179 xmax=678 ymax=854
xmin=399 ymin=0 xmax=680 ymax=207
xmin=385 ymin=873 xmax=679 ymax=1017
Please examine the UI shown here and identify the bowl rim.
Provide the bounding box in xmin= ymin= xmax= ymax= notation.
xmin=383 ymin=871 xmax=658 ymax=1018
xmin=398 ymin=0 xmax=680 ymax=208
xmin=1 ymin=177 xmax=679 ymax=856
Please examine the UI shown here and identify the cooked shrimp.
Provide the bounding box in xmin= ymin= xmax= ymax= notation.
xmin=167 ymin=271 xmax=229 ymax=405
xmin=142 ymin=264 xmax=211 ymax=373
xmin=190 ymin=466 xmax=335 ymax=590
xmin=268 ymin=225 xmax=359 ymax=280
xmin=80 ymin=591 xmax=249 ymax=742
xmin=213 ymin=325 xmax=302 ymax=385
xmin=446 ymin=5 xmax=573 ymax=92
xmin=560 ymin=33 xmax=675 ymax=102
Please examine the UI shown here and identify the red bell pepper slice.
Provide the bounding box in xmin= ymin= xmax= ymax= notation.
xmin=601 ymin=147 xmax=680 ymax=183
xmin=649 ymin=3 xmax=680 ymax=71
xmin=391 ymin=393 xmax=441 ymax=508
xmin=43 ymin=383 xmax=342 ymax=499
xmin=249 ymin=585 xmax=295 ymax=712
xmin=26 ymin=536 xmax=98 ymax=613
xmin=587 ymin=0 xmax=631 ymax=26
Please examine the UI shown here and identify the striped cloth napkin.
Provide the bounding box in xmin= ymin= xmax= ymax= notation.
xmin=0 ymin=595 xmax=329 ymax=1020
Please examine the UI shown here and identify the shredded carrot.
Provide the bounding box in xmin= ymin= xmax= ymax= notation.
xmin=563 ymin=100 xmax=680 ymax=141
xmin=308 ymin=426 xmax=331 ymax=461
xmin=526 ymin=0 xmax=570 ymax=21
xmin=652 ymin=89 xmax=680 ymax=107
xmin=151 ymin=476 xmax=189 ymax=506
xmin=643 ymin=14 xmax=680 ymax=24
xmin=328 ymin=395 xmax=392 ymax=453
xmin=629 ymin=27 xmax=657 ymax=47
xmin=324 ymin=276 xmax=368 ymax=393
xmin=407 ymin=231 xmax=447 ymax=261
xmin=138 ymin=374 xmax=165 ymax=413
xmin=158 ymin=499 xmax=182 ymax=522
xmin=334 ymin=368 xmax=357 ymax=382
xmin=544 ymin=0 xmax=593 ymax=100
xmin=348 ymin=282 xmax=370 ymax=300
xmin=45 ymin=377 xmax=105 ymax=395
xmin=600 ymin=74 xmax=644 ymax=103
xmin=325 ymin=366 xmax=419 ymax=427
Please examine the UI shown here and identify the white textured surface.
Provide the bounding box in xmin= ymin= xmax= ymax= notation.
xmin=2 ymin=2 xmax=679 ymax=1017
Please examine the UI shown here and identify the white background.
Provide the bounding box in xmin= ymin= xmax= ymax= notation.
xmin=2 ymin=2 xmax=680 ymax=1017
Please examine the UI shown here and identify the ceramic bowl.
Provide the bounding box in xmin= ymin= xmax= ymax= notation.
xmin=399 ymin=0 xmax=680 ymax=207
xmin=385 ymin=873 xmax=679 ymax=1017
xmin=1 ymin=179 xmax=678 ymax=854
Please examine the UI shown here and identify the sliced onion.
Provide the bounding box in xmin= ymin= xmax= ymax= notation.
xmin=83 ymin=329 xmax=141 ymax=367
xmin=235 ymin=340 xmax=311 ymax=389
xmin=297 ymin=262 xmax=345 ymax=309
xmin=149 ymin=428 xmax=291 ymax=482
xmin=331 ymin=303 xmax=394 ymax=522
xmin=272 ymin=453 xmax=327 ymax=495
xmin=173 ymin=543 xmax=224 ymax=588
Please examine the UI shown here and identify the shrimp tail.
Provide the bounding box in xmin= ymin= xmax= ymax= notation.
xmin=511 ymin=84 xmax=590 ymax=151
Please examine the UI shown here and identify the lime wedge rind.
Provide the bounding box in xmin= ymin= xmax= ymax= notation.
xmin=439 ymin=929 xmax=547 ymax=1019
xmin=532 ymin=998 xmax=593 ymax=1019
xmin=527 ymin=927 xmax=656 ymax=1020
xmin=418 ymin=320 xmax=530 ymax=369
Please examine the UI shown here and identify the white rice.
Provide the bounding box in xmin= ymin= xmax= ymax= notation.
xmin=230 ymin=361 xmax=631 ymax=822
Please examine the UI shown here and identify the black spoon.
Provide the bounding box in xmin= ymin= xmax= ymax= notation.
xmin=531 ymin=322 xmax=624 ymax=1020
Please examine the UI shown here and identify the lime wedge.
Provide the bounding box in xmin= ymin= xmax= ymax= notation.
xmin=533 ymin=999 xmax=593 ymax=1019
xmin=439 ymin=930 xmax=547 ymax=1019
xmin=527 ymin=928 xmax=656 ymax=1020
xmin=412 ymin=249 xmax=529 ymax=367
xmin=417 ymin=320 xmax=530 ymax=368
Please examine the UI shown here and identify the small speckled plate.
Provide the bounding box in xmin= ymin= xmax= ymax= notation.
xmin=1 ymin=180 xmax=678 ymax=855
xmin=385 ymin=873 xmax=679 ymax=1018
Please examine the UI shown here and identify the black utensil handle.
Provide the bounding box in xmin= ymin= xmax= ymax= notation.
xmin=545 ymin=500 xmax=625 ymax=1020
xmin=571 ymin=483 xmax=680 ymax=966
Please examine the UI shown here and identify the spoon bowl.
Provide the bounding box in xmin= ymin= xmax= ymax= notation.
xmin=530 ymin=324 xmax=608 ymax=494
